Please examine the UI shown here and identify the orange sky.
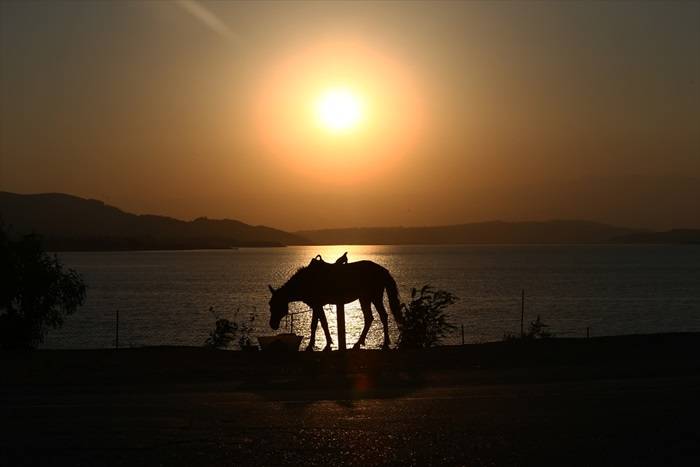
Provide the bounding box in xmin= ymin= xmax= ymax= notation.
xmin=1 ymin=1 xmax=699 ymax=230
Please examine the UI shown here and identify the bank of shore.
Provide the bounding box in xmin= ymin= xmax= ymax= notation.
xmin=3 ymin=332 xmax=700 ymax=389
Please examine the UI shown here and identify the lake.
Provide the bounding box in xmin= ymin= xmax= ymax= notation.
xmin=45 ymin=245 xmax=700 ymax=349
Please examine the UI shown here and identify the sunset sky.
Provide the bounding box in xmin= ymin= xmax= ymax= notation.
xmin=1 ymin=1 xmax=698 ymax=230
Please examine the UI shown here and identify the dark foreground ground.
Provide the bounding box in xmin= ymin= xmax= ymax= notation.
xmin=2 ymin=333 xmax=700 ymax=466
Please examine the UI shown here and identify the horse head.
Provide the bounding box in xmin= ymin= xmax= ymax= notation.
xmin=268 ymin=284 xmax=288 ymax=330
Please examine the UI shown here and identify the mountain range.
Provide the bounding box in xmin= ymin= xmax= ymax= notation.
xmin=0 ymin=192 xmax=305 ymax=250
xmin=2 ymin=191 xmax=698 ymax=250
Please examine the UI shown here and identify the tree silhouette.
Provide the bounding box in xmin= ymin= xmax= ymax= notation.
xmin=0 ymin=224 xmax=86 ymax=349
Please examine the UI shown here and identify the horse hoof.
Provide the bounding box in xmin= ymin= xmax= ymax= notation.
xmin=305 ymin=345 xmax=315 ymax=352
xmin=381 ymin=343 xmax=390 ymax=351
xmin=323 ymin=345 xmax=333 ymax=352
xmin=352 ymin=343 xmax=362 ymax=351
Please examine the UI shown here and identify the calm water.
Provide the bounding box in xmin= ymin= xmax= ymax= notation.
xmin=45 ymin=245 xmax=700 ymax=349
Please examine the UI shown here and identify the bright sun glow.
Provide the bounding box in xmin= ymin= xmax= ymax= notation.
xmin=254 ymin=39 xmax=426 ymax=182
xmin=316 ymin=87 xmax=363 ymax=132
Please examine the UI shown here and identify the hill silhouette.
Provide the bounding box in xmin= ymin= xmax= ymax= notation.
xmin=612 ymin=229 xmax=700 ymax=244
xmin=0 ymin=192 xmax=307 ymax=250
xmin=296 ymin=221 xmax=644 ymax=245
xmin=4 ymin=191 xmax=692 ymax=249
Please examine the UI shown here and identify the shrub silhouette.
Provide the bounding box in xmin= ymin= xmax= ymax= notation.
xmin=503 ymin=315 xmax=554 ymax=341
xmin=205 ymin=317 xmax=237 ymax=349
xmin=527 ymin=315 xmax=553 ymax=339
xmin=204 ymin=306 xmax=256 ymax=349
xmin=398 ymin=285 xmax=457 ymax=349
xmin=0 ymin=224 xmax=86 ymax=349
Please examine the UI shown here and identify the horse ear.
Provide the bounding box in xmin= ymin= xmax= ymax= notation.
xmin=268 ymin=284 xmax=275 ymax=294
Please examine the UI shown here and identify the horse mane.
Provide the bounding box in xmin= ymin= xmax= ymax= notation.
xmin=280 ymin=264 xmax=313 ymax=290
xmin=281 ymin=257 xmax=337 ymax=291
xmin=281 ymin=254 xmax=350 ymax=292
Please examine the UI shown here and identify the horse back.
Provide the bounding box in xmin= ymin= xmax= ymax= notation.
xmin=307 ymin=260 xmax=388 ymax=305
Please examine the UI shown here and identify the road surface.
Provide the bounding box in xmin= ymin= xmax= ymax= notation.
xmin=3 ymin=372 xmax=699 ymax=466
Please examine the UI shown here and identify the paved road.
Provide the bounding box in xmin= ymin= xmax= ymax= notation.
xmin=3 ymin=374 xmax=700 ymax=466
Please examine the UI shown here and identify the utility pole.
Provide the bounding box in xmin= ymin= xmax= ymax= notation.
xmin=520 ymin=290 xmax=525 ymax=338
xmin=115 ymin=310 xmax=120 ymax=350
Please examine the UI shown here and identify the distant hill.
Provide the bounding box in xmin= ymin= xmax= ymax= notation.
xmin=0 ymin=192 xmax=308 ymax=250
xmin=612 ymin=229 xmax=700 ymax=244
xmin=5 ymin=191 xmax=692 ymax=250
xmin=296 ymin=221 xmax=645 ymax=245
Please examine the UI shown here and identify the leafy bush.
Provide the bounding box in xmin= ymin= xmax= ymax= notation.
xmin=205 ymin=313 xmax=237 ymax=349
xmin=527 ymin=315 xmax=553 ymax=339
xmin=204 ymin=306 xmax=256 ymax=349
xmin=503 ymin=314 xmax=554 ymax=341
xmin=398 ymin=285 xmax=457 ymax=349
xmin=0 ymin=225 xmax=86 ymax=349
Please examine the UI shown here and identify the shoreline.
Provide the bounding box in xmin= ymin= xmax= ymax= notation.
xmin=5 ymin=332 xmax=699 ymax=388
xmin=48 ymin=242 xmax=700 ymax=253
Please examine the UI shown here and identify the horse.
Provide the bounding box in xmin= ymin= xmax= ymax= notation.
xmin=268 ymin=258 xmax=403 ymax=351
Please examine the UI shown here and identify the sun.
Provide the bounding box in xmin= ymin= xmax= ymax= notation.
xmin=316 ymin=87 xmax=363 ymax=132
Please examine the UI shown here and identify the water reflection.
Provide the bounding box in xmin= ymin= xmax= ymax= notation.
xmin=283 ymin=301 xmax=391 ymax=351
xmin=45 ymin=245 xmax=700 ymax=349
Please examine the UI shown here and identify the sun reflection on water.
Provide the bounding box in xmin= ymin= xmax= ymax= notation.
xmin=47 ymin=245 xmax=700 ymax=350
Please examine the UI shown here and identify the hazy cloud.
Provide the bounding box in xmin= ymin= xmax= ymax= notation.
xmin=176 ymin=0 xmax=237 ymax=42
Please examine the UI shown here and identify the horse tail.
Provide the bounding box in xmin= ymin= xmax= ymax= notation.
xmin=383 ymin=268 xmax=404 ymax=326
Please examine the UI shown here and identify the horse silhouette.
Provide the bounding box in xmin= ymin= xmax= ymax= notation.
xmin=268 ymin=256 xmax=403 ymax=350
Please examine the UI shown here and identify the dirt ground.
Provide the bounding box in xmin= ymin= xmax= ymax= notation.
xmin=2 ymin=334 xmax=700 ymax=466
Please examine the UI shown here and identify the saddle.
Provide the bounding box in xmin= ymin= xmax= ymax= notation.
xmin=309 ymin=252 xmax=348 ymax=267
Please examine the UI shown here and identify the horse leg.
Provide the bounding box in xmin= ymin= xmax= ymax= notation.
xmin=353 ymin=298 xmax=374 ymax=350
xmin=374 ymin=299 xmax=391 ymax=350
xmin=306 ymin=310 xmax=318 ymax=351
xmin=316 ymin=306 xmax=334 ymax=351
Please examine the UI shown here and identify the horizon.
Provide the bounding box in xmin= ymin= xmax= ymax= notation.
xmin=2 ymin=1 xmax=699 ymax=231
